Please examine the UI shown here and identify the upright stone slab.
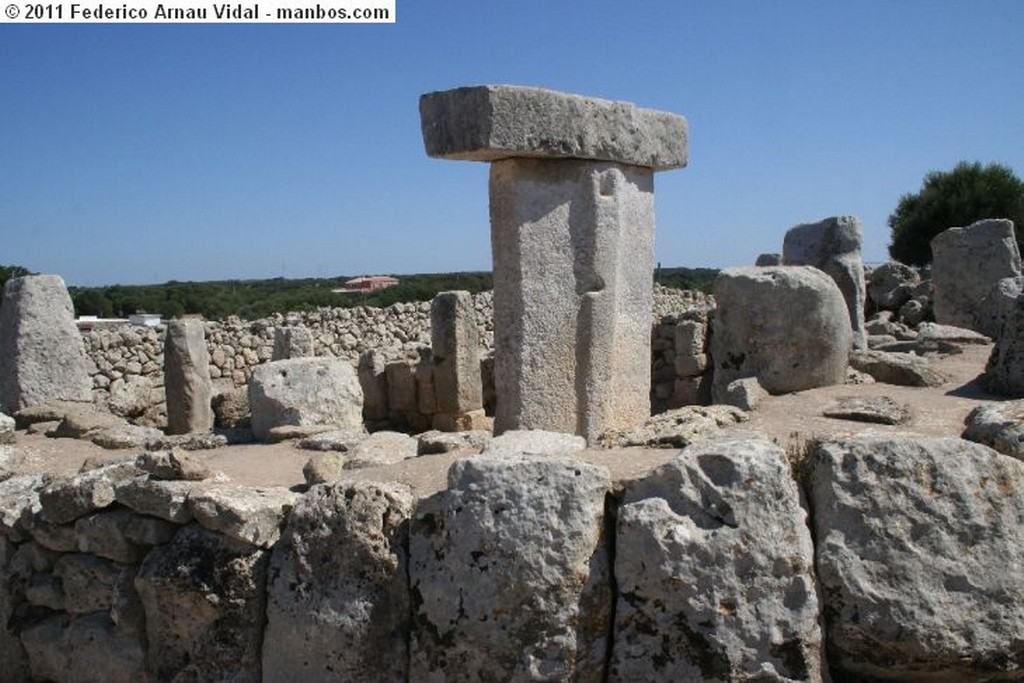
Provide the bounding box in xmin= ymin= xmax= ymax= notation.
xmin=163 ymin=320 xmax=213 ymax=435
xmin=431 ymin=291 xmax=483 ymax=424
xmin=271 ymin=326 xmax=314 ymax=361
xmin=931 ymin=219 xmax=1021 ymax=332
xmin=783 ymin=215 xmax=867 ymax=349
xmin=421 ymin=85 xmax=688 ymax=443
xmin=0 ymin=275 xmax=92 ymax=414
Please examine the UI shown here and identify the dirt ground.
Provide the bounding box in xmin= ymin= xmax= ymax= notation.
xmin=7 ymin=343 xmax=999 ymax=497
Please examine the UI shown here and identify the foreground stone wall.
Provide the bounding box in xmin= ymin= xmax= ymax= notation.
xmin=4 ymin=433 xmax=1023 ymax=681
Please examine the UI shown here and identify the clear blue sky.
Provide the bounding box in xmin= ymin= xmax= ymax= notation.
xmin=2 ymin=1 xmax=1022 ymax=286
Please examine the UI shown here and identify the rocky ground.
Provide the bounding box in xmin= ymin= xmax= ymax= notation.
xmin=5 ymin=341 xmax=999 ymax=495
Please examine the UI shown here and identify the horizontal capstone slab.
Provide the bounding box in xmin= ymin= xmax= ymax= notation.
xmin=420 ymin=85 xmax=688 ymax=170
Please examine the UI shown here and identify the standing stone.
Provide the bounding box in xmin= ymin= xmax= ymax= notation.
xmin=755 ymin=253 xmax=782 ymax=266
xmin=711 ymin=266 xmax=852 ymax=401
xmin=248 ymin=358 xmax=363 ymax=442
xmin=421 ymin=85 xmax=687 ymax=443
xmin=357 ymin=350 xmax=389 ymax=422
xmin=783 ymin=215 xmax=867 ymax=349
xmin=983 ymin=297 xmax=1024 ymax=397
xmin=163 ymin=320 xmax=213 ymax=435
xmin=931 ymin=218 xmax=1021 ymax=332
xmin=410 ymin=455 xmax=612 ymax=680
xmin=431 ymin=291 xmax=483 ymax=426
xmin=271 ymin=326 xmax=314 ymax=361
xmin=0 ymin=275 xmax=92 ymax=414
xmin=612 ymin=437 xmax=822 ymax=681
xmin=807 ymin=436 xmax=1024 ymax=681
xmin=262 ymin=481 xmax=413 ymax=682
xmin=978 ymin=275 xmax=1024 ymax=339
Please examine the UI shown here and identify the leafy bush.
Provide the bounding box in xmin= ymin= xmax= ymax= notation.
xmin=889 ymin=162 xmax=1024 ymax=266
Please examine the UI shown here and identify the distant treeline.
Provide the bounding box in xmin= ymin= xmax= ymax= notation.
xmin=0 ymin=266 xmax=718 ymax=320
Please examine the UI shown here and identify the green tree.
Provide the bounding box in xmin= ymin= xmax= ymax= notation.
xmin=888 ymin=161 xmax=1024 ymax=266
xmin=0 ymin=264 xmax=32 ymax=292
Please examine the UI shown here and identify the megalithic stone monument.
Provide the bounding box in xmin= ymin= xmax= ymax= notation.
xmin=420 ymin=85 xmax=688 ymax=442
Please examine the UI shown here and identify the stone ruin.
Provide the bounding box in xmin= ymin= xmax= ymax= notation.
xmin=5 ymin=87 xmax=1024 ymax=682
xmin=421 ymin=85 xmax=688 ymax=443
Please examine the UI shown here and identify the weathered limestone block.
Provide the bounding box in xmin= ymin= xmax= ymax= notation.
xmin=51 ymin=404 xmax=126 ymax=439
xmin=164 ymin=320 xmax=214 ymax=435
xmin=849 ymin=349 xmax=947 ymax=387
xmin=211 ymin=385 xmax=250 ymax=429
xmin=0 ymin=275 xmax=92 ymax=414
xmin=188 ymin=483 xmax=300 ymax=547
xmin=755 ymin=252 xmax=782 ymax=266
xmin=74 ymin=507 xmax=147 ymax=563
xmin=612 ymin=437 xmax=822 ymax=681
xmin=20 ymin=612 xmax=149 ymax=683
xmin=931 ymin=219 xmax=1021 ymax=332
xmin=431 ymin=290 xmax=483 ymax=417
xmin=357 ymin=350 xmax=389 ymax=421
xmin=114 ymin=477 xmax=195 ymax=523
xmin=420 ymin=84 xmax=688 ymax=169
xmin=136 ymin=448 xmax=214 ymax=481
xmin=410 ymin=455 xmax=612 ymax=680
xmin=983 ymin=297 xmax=1024 ymax=397
xmin=271 ymin=325 xmax=314 ymax=361
xmin=977 ymin=275 xmax=1024 ymax=339
xmin=807 ymin=436 xmax=1024 ymax=681
xmin=491 ymin=158 xmax=655 ymax=442
xmin=343 ymin=430 xmax=418 ymax=470
xmin=90 ymin=424 xmax=164 ymax=450
xmin=53 ymin=552 xmax=131 ymax=614
xmin=599 ymin=405 xmax=749 ymax=449
xmin=0 ymin=474 xmax=44 ymax=543
xmin=783 ymin=215 xmax=868 ymax=349
xmin=384 ymin=359 xmax=417 ymax=413
xmin=135 ymin=524 xmax=267 ymax=683
xmin=963 ymin=400 xmax=1024 ymax=459
xmin=822 ymin=395 xmax=911 ymax=425
xmin=711 ymin=266 xmax=852 ymax=401
xmin=262 ymin=482 xmax=413 ymax=682
xmin=723 ymin=376 xmax=768 ymax=411
xmin=0 ymin=411 xmax=15 ymax=444
xmin=868 ymin=261 xmax=921 ymax=311
xmin=483 ymin=428 xmax=586 ymax=457
xmin=39 ymin=461 xmax=141 ymax=525
xmin=423 ymin=85 xmax=687 ymax=444
xmin=1 ymin=534 xmax=30 ymax=682
xmin=107 ymin=375 xmax=155 ymax=419
xmin=248 ymin=357 xmax=363 ymax=442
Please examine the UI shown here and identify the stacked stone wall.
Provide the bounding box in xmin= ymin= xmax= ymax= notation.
xmin=81 ymin=287 xmax=714 ymax=430
xmin=4 ymin=433 xmax=1023 ymax=681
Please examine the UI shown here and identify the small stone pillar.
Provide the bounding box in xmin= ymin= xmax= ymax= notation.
xmin=0 ymin=274 xmax=92 ymax=413
xmin=272 ymin=326 xmax=314 ymax=361
xmin=164 ymin=320 xmax=213 ymax=434
xmin=431 ymin=291 xmax=483 ymax=430
xmin=420 ymin=85 xmax=687 ymax=442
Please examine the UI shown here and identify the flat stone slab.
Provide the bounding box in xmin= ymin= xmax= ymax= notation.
xmin=420 ymin=85 xmax=688 ymax=170
xmin=823 ymin=396 xmax=911 ymax=425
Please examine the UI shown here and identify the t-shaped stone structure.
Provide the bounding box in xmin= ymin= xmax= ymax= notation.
xmin=420 ymin=85 xmax=688 ymax=442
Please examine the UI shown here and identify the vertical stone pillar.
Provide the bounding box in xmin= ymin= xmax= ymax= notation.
xmin=271 ymin=326 xmax=314 ymax=361
xmin=164 ymin=320 xmax=213 ymax=434
xmin=430 ymin=290 xmax=483 ymax=430
xmin=420 ymin=85 xmax=687 ymax=442
xmin=0 ymin=275 xmax=92 ymax=414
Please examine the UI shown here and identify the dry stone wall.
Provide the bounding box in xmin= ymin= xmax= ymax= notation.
xmin=81 ymin=287 xmax=715 ymax=430
xmin=4 ymin=433 xmax=1024 ymax=681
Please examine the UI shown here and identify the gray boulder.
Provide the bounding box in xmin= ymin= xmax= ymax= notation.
xmin=807 ymin=436 xmax=1024 ymax=681
xmin=135 ymin=524 xmax=267 ymax=682
xmin=0 ymin=412 xmax=14 ymax=444
xmin=848 ymin=349 xmax=947 ymax=387
xmin=410 ymin=455 xmax=612 ymax=680
xmin=963 ymin=401 xmax=1024 ymax=459
xmin=343 ymin=430 xmax=418 ymax=470
xmin=931 ymin=218 xmax=1021 ymax=332
xmin=868 ymin=261 xmax=921 ymax=311
xmin=612 ymin=437 xmax=822 ymax=681
xmin=983 ymin=297 xmax=1024 ymax=397
xmin=188 ymin=483 xmax=300 ymax=548
xmin=978 ymin=275 xmax=1024 ymax=339
xmin=599 ymin=405 xmax=748 ymax=449
xmin=0 ymin=275 xmax=92 ymax=414
xmin=711 ymin=266 xmax=852 ymax=401
xmin=822 ymin=395 xmax=911 ymax=425
xmin=249 ymin=357 xmax=363 ymax=442
xmin=107 ymin=375 xmax=155 ymax=420
xmin=262 ymin=482 xmax=413 ymax=682
xmin=783 ymin=215 xmax=868 ymax=348
xmin=21 ymin=612 xmax=148 ymax=683
xmin=39 ymin=461 xmax=140 ymax=525
xmin=484 ymin=429 xmax=586 ymax=457
xmin=271 ymin=325 xmax=314 ymax=361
